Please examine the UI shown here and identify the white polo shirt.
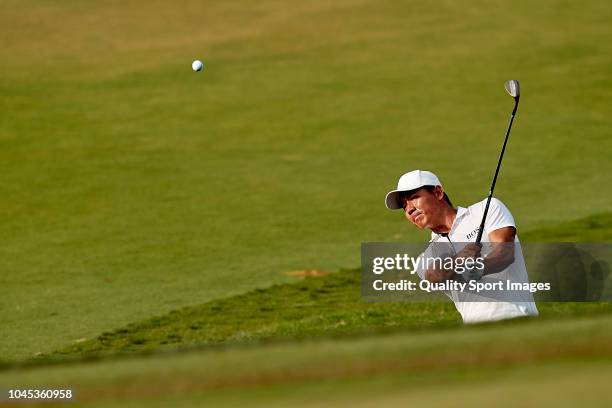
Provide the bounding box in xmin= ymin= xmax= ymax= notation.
xmin=417 ymin=197 xmax=539 ymax=324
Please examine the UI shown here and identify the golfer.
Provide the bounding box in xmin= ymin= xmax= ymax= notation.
xmin=385 ymin=170 xmax=539 ymax=323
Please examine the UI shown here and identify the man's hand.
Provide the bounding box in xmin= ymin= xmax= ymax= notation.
xmin=461 ymin=266 xmax=483 ymax=282
xmin=456 ymin=243 xmax=482 ymax=259
xmin=455 ymin=243 xmax=483 ymax=282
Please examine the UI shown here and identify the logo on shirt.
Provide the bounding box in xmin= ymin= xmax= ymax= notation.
xmin=466 ymin=227 xmax=480 ymax=241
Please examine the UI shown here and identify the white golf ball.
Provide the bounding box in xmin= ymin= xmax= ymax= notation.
xmin=192 ymin=60 xmax=204 ymax=72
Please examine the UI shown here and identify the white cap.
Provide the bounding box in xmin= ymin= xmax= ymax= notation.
xmin=385 ymin=170 xmax=442 ymax=210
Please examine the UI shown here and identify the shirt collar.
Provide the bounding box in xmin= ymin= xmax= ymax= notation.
xmin=455 ymin=206 xmax=468 ymax=222
xmin=430 ymin=206 xmax=467 ymax=241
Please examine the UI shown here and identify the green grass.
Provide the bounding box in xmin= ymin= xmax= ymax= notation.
xmin=2 ymin=313 xmax=611 ymax=406
xmin=41 ymin=269 xmax=458 ymax=360
xmin=1 ymin=1 xmax=612 ymax=404
xmin=13 ymin=210 xmax=604 ymax=362
xmin=43 ymin=267 xmax=611 ymax=362
xmin=520 ymin=212 xmax=612 ymax=242
xmin=2 ymin=0 xmax=612 ymax=363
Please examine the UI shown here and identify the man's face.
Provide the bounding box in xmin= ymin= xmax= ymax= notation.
xmin=400 ymin=187 xmax=445 ymax=229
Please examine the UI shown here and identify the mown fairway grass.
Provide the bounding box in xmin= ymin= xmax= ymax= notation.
xmin=1 ymin=2 xmax=611 ymax=403
xmin=44 ymin=269 xmax=611 ymax=362
xmin=28 ymin=214 xmax=609 ymax=361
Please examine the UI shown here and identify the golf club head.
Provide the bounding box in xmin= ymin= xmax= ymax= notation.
xmin=504 ymin=80 xmax=520 ymax=100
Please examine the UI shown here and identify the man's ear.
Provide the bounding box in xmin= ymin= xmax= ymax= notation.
xmin=434 ymin=185 xmax=445 ymax=201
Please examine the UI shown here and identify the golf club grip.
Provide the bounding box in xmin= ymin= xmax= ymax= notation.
xmin=475 ymin=103 xmax=518 ymax=244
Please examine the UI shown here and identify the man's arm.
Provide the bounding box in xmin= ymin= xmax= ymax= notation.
xmin=481 ymin=226 xmax=516 ymax=276
xmin=424 ymin=226 xmax=516 ymax=283
xmin=424 ymin=258 xmax=457 ymax=283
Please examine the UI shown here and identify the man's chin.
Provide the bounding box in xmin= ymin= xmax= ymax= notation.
xmin=411 ymin=221 xmax=426 ymax=229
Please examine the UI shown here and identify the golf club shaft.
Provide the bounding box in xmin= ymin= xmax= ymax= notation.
xmin=475 ymin=100 xmax=519 ymax=243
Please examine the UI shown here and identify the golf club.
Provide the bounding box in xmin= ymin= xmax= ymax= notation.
xmin=475 ymin=80 xmax=521 ymax=243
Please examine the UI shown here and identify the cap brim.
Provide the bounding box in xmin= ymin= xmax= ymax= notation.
xmin=385 ymin=190 xmax=403 ymax=210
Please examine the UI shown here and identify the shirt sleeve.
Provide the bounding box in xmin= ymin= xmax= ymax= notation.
xmin=483 ymin=197 xmax=516 ymax=234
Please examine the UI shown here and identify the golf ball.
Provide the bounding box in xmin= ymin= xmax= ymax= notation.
xmin=192 ymin=60 xmax=204 ymax=72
